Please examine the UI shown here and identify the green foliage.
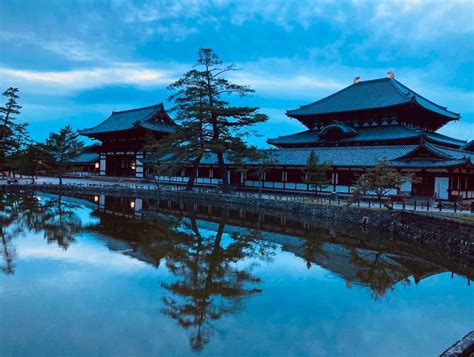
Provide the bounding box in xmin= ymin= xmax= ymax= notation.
xmin=352 ymin=159 xmax=420 ymax=206
xmin=148 ymin=48 xmax=268 ymax=191
xmin=303 ymin=151 xmax=332 ymax=193
xmin=0 ymin=87 xmax=30 ymax=174
xmin=242 ymin=148 xmax=278 ymax=196
xmin=17 ymin=144 xmax=44 ymax=183
xmin=42 ymin=125 xmax=84 ymax=184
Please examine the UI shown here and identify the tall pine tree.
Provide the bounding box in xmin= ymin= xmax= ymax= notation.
xmin=0 ymin=87 xmax=29 ymax=176
xmin=149 ymin=48 xmax=268 ymax=192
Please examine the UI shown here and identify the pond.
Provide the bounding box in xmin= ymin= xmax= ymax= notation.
xmin=0 ymin=191 xmax=472 ymax=356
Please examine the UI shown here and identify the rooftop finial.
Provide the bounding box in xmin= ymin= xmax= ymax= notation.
xmin=387 ymin=71 xmax=395 ymax=79
xmin=353 ymin=76 xmax=360 ymax=84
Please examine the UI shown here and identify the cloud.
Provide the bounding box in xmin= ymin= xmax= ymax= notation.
xmin=230 ymin=71 xmax=345 ymax=96
xmin=41 ymin=39 xmax=108 ymax=62
xmin=370 ymin=1 xmax=474 ymax=39
xmin=0 ymin=63 xmax=177 ymax=93
xmin=144 ymin=23 xmax=198 ymax=41
xmin=18 ymin=238 xmax=149 ymax=273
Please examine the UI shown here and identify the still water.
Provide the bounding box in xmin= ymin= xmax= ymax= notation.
xmin=0 ymin=192 xmax=472 ymax=356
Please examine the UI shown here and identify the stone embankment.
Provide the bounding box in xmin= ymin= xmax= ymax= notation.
xmin=3 ymin=184 xmax=473 ymax=260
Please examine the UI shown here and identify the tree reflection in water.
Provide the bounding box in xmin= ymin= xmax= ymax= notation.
xmin=301 ymin=228 xmax=329 ymax=270
xmin=161 ymin=205 xmax=276 ymax=351
xmin=0 ymin=192 xmax=84 ymax=274
xmin=349 ymin=249 xmax=412 ymax=299
xmin=0 ymin=192 xmax=470 ymax=352
xmin=35 ymin=195 xmax=82 ymax=250
xmin=0 ymin=192 xmax=22 ymax=274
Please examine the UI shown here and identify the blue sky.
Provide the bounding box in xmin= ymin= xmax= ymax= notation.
xmin=0 ymin=0 xmax=473 ymax=147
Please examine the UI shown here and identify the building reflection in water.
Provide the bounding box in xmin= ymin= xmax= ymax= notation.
xmin=0 ymin=191 xmax=472 ymax=351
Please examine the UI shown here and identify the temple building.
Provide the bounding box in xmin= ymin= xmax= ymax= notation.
xmin=79 ymin=74 xmax=473 ymax=200
xmin=265 ymin=75 xmax=473 ymax=200
xmin=79 ymin=103 xmax=176 ymax=178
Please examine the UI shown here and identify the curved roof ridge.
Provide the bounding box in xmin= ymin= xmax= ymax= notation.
xmin=319 ymin=121 xmax=358 ymax=137
xmin=460 ymin=140 xmax=474 ymax=150
xmin=79 ymin=115 xmax=113 ymax=133
xmin=287 ymin=83 xmax=355 ymax=113
xmin=112 ymin=103 xmax=163 ymax=115
xmin=266 ymin=144 xmax=417 ymax=152
xmin=286 ymin=76 xmax=460 ymax=121
xmin=421 ymin=140 xmax=455 ymax=158
xmin=396 ymin=140 xmax=454 ymax=160
xmin=430 ymin=143 xmax=474 ymax=160
xmin=79 ymin=102 xmax=175 ymax=136
xmin=392 ymin=79 xmax=460 ymax=116
xmin=425 ymin=130 xmax=467 ymax=144
xmin=287 ymin=77 xmax=407 ymax=115
xmin=268 ymin=129 xmax=313 ymax=141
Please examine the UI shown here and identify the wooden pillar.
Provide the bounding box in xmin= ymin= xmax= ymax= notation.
xmin=99 ymin=153 xmax=106 ymax=176
xmin=447 ymin=169 xmax=453 ymax=200
xmin=134 ymin=198 xmax=143 ymax=218
xmin=135 ymin=151 xmax=144 ymax=178
xmin=348 ymin=168 xmax=352 ymax=194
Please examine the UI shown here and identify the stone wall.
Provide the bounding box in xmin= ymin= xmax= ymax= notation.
xmin=3 ymin=184 xmax=473 ymax=260
xmin=385 ymin=212 xmax=474 ymax=259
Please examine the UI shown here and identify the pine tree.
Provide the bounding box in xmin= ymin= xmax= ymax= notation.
xmin=0 ymin=87 xmax=29 ymax=176
xmin=352 ymin=159 xmax=420 ymax=208
xmin=42 ymin=125 xmax=84 ymax=185
xmin=303 ymin=151 xmax=332 ymax=194
xmin=151 ymin=48 xmax=267 ymax=192
xmin=241 ymin=148 xmax=278 ymax=197
xmin=17 ymin=144 xmax=44 ymax=184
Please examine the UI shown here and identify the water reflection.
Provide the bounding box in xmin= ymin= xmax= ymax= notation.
xmin=1 ymin=192 xmax=83 ymax=253
xmin=0 ymin=191 xmax=472 ymax=354
xmin=161 ymin=206 xmax=274 ymax=351
xmin=89 ymin=199 xmax=275 ymax=351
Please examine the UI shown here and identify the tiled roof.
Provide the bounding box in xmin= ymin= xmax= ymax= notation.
xmin=428 ymin=143 xmax=474 ymax=161
xmin=389 ymin=158 xmax=468 ymax=168
xmin=287 ymin=78 xmax=460 ymax=120
xmin=79 ymin=103 xmax=176 ymax=136
xmin=460 ymin=140 xmax=474 ymax=151
xmin=69 ymin=152 xmax=99 ymax=163
xmin=147 ymin=144 xmax=471 ymax=169
xmin=268 ymin=125 xmax=420 ymax=146
xmin=268 ymin=125 xmax=467 ymax=148
xmin=267 ymin=146 xmax=416 ymax=167
xmin=424 ymin=131 xmax=467 ymax=147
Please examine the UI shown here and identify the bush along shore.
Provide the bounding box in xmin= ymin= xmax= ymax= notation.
xmin=2 ymin=183 xmax=473 ymax=261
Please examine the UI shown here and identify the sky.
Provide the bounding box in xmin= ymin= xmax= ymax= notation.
xmin=0 ymin=0 xmax=473 ymax=147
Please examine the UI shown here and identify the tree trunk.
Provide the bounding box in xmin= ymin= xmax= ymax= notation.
xmin=185 ymin=157 xmax=202 ymax=191
xmin=59 ymin=174 xmax=63 ymax=185
xmin=258 ymin=169 xmax=264 ymax=198
xmin=217 ymin=152 xmax=228 ymax=192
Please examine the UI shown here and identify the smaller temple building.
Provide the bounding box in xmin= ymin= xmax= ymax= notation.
xmin=79 ymin=103 xmax=176 ymax=178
